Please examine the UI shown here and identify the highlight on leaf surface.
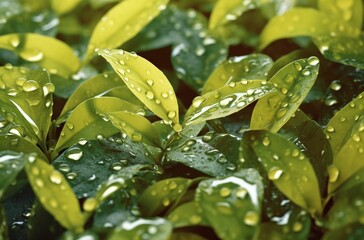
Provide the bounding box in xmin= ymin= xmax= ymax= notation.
xmin=85 ymin=0 xmax=169 ymax=61
xmin=99 ymin=49 xmax=181 ymax=131
xmin=0 ymin=33 xmax=80 ymax=77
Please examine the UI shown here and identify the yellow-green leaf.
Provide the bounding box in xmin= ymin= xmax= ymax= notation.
xmin=25 ymin=155 xmax=84 ymax=232
xmin=53 ymin=97 xmax=145 ymax=157
xmin=0 ymin=33 xmax=80 ymax=77
xmin=51 ymin=0 xmax=83 ymax=15
xmin=318 ymin=0 xmax=363 ymax=29
xmin=85 ymin=0 xmax=169 ymax=61
xmin=201 ymin=54 xmax=273 ymax=94
xmin=251 ymin=57 xmax=319 ymax=133
xmin=104 ymin=111 xmax=161 ymax=147
xmin=99 ymin=49 xmax=181 ymax=131
xmin=258 ymin=8 xmax=359 ymax=50
xmin=243 ymin=130 xmax=323 ymax=217
xmin=326 ymin=92 xmax=364 ymax=193
xmin=0 ymin=66 xmax=53 ymax=146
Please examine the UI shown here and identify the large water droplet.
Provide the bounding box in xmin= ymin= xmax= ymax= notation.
xmin=192 ymin=96 xmax=206 ymax=108
xmin=83 ymin=198 xmax=98 ymax=212
xmin=145 ymin=91 xmax=154 ymax=100
xmin=328 ymin=165 xmax=339 ymax=183
xmin=21 ymin=49 xmax=44 ymax=62
xmin=22 ymin=80 xmax=40 ymax=92
xmin=49 ymin=171 xmax=63 ymax=184
xmin=268 ymin=167 xmax=284 ymax=180
xmin=65 ymin=147 xmax=83 ymax=161
xmin=244 ymin=211 xmax=259 ymax=226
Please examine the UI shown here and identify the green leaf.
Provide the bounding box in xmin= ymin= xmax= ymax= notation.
xmin=314 ymin=35 xmax=364 ymax=69
xmin=326 ymin=179 xmax=364 ymax=230
xmin=109 ymin=218 xmax=172 ymax=240
xmin=53 ymin=97 xmax=144 ymax=156
xmin=85 ymin=0 xmax=169 ymax=61
xmin=25 ymin=154 xmax=84 ymax=233
xmin=0 ymin=33 xmax=80 ymax=77
xmin=184 ymin=80 xmax=276 ymax=126
xmin=0 ymin=66 xmax=53 ymax=146
xmin=318 ymin=0 xmax=363 ymax=29
xmin=0 ymin=204 xmax=8 ymax=239
xmin=209 ymin=0 xmax=271 ymax=30
xmin=258 ymin=8 xmax=360 ymax=50
xmin=323 ymin=222 xmax=364 ymax=240
xmin=325 ymin=92 xmax=364 ymax=193
xmin=0 ymin=135 xmax=47 ymax=160
xmin=0 ymin=151 xmax=25 ymax=199
xmin=195 ymin=169 xmax=263 ymax=240
xmin=138 ymin=178 xmax=192 ymax=217
xmin=58 ymin=71 xmax=143 ymax=124
xmin=104 ymin=111 xmax=161 ymax=147
xmin=243 ymin=130 xmax=323 ymax=216
xmin=52 ymin=137 xmax=155 ymax=199
xmin=167 ymin=201 xmax=209 ymax=228
xmin=251 ymin=57 xmax=319 ymax=132
xmin=99 ymin=49 xmax=181 ymax=131
xmin=201 ymin=54 xmax=273 ymax=94
xmin=51 ymin=0 xmax=83 ymax=15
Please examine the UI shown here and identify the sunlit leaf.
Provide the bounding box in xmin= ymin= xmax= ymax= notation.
xmin=53 ymin=97 xmax=145 ymax=157
xmin=243 ymin=130 xmax=323 ymax=216
xmin=109 ymin=218 xmax=172 ymax=240
xmin=51 ymin=0 xmax=83 ymax=15
xmin=0 ymin=151 xmax=25 ymax=199
xmin=185 ymin=80 xmax=276 ymax=126
xmin=58 ymin=71 xmax=143 ymax=123
xmin=85 ymin=0 xmax=169 ymax=61
xmin=318 ymin=0 xmax=363 ymax=29
xmin=209 ymin=0 xmax=272 ymax=30
xmin=104 ymin=111 xmax=161 ymax=147
xmin=99 ymin=49 xmax=181 ymax=131
xmin=0 ymin=66 xmax=53 ymax=146
xmin=0 ymin=33 xmax=80 ymax=77
xmin=314 ymin=35 xmax=364 ymax=69
xmin=139 ymin=178 xmax=192 ymax=216
xmin=258 ymin=8 xmax=359 ymax=50
xmin=167 ymin=201 xmax=209 ymax=228
xmin=201 ymin=54 xmax=273 ymax=94
xmin=25 ymin=154 xmax=84 ymax=232
xmin=196 ymin=169 xmax=263 ymax=240
xmin=251 ymin=57 xmax=319 ymax=132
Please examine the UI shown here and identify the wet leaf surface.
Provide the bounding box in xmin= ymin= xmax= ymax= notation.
xmin=0 ymin=151 xmax=25 ymax=199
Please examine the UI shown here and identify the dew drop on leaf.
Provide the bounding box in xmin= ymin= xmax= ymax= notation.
xmin=49 ymin=171 xmax=63 ymax=184
xmin=65 ymin=147 xmax=83 ymax=161
xmin=83 ymin=198 xmax=98 ymax=212
xmin=244 ymin=211 xmax=259 ymax=226
xmin=21 ymin=49 xmax=44 ymax=62
xmin=219 ymin=187 xmax=231 ymax=198
xmin=268 ymin=167 xmax=284 ymax=180
xmin=22 ymin=80 xmax=40 ymax=92
xmin=328 ymin=165 xmax=340 ymax=183
xmin=192 ymin=96 xmax=206 ymax=108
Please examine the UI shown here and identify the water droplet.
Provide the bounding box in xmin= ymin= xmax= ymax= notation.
xmin=307 ymin=56 xmax=319 ymax=66
xmin=42 ymin=83 xmax=55 ymax=97
xmin=329 ymin=81 xmax=342 ymax=91
xmin=268 ymin=167 xmax=283 ymax=180
xmin=236 ymin=188 xmax=247 ymax=199
xmin=35 ymin=178 xmax=44 ymax=188
xmin=9 ymin=35 xmax=20 ymax=48
xmin=167 ymin=111 xmax=176 ymax=119
xmin=352 ymin=134 xmax=361 ymax=142
xmin=293 ymin=62 xmax=302 ymax=71
xmin=49 ymin=171 xmax=63 ymax=184
xmin=195 ymin=46 xmax=205 ymax=56
xmin=328 ymin=165 xmax=339 ymax=183
xmin=145 ymin=91 xmax=154 ymax=100
xmin=111 ymin=162 xmax=123 ymax=171
xmin=326 ymin=125 xmax=335 ymax=133
xmin=58 ymin=163 xmax=70 ymax=172
xmin=219 ymin=187 xmax=231 ymax=197
xmin=244 ymin=211 xmax=259 ymax=226
xmin=21 ymin=49 xmax=44 ymax=62
xmin=262 ymin=137 xmax=270 ymax=146
xmin=293 ymin=221 xmax=303 ymax=232
xmin=169 ymin=181 xmax=177 ymax=190
xmin=65 ymin=147 xmax=83 ymax=161
xmin=192 ymin=96 xmax=206 ymax=108
xmin=280 ymin=87 xmax=288 ymax=94
xmin=284 ymin=74 xmax=294 ymax=83
xmin=22 ymin=80 xmax=40 ymax=92
xmin=146 ymin=79 xmax=154 ymax=86
xmin=66 ymin=172 xmax=78 ymax=180
xmin=66 ymin=123 xmax=74 ymax=130
xmin=49 ymin=199 xmax=58 ymax=208
xmin=219 ymin=96 xmax=234 ymax=107
xmin=83 ymin=198 xmax=98 ymax=212
xmin=131 ymin=132 xmax=143 ymax=142
xmin=190 ymin=215 xmax=202 ymax=224
xmin=162 ymin=197 xmax=170 ymax=206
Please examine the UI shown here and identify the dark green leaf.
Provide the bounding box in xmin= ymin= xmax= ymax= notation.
xmin=0 ymin=151 xmax=25 ymax=199
xmin=251 ymin=57 xmax=319 ymax=132
xmin=185 ymin=80 xmax=276 ymax=126
xmin=0 ymin=204 xmax=8 ymax=239
xmin=201 ymin=54 xmax=273 ymax=94
xmin=243 ymin=130 xmax=323 ymax=216
xmin=196 ymin=169 xmax=263 ymax=240
xmin=323 ymin=222 xmax=364 ymax=240
xmin=0 ymin=135 xmax=47 ymax=160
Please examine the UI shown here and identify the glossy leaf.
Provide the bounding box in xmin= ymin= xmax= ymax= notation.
xmin=51 ymin=0 xmax=83 ymax=15
xmin=318 ymin=0 xmax=363 ymax=29
xmin=53 ymin=97 xmax=145 ymax=156
xmin=0 ymin=151 xmax=25 ymax=199
xmin=243 ymin=130 xmax=323 ymax=216
xmin=196 ymin=169 xmax=264 ymax=240
xmin=0 ymin=135 xmax=47 ymax=160
xmin=185 ymin=80 xmax=276 ymax=126
xmin=104 ymin=111 xmax=161 ymax=147
xmin=25 ymin=154 xmax=84 ymax=232
xmin=258 ymin=8 xmax=359 ymax=50
xmin=85 ymin=0 xmax=169 ymax=61
xmin=167 ymin=201 xmax=209 ymax=228
xmin=138 ymin=178 xmax=192 ymax=216
xmin=209 ymin=0 xmax=271 ymax=30
xmin=201 ymin=54 xmax=273 ymax=94
xmin=109 ymin=218 xmax=172 ymax=240
xmin=58 ymin=71 xmax=143 ymax=124
xmin=99 ymin=49 xmax=181 ymax=131
xmin=251 ymin=57 xmax=319 ymax=133
xmin=0 ymin=33 xmax=80 ymax=77
xmin=314 ymin=35 xmax=364 ymax=69
xmin=0 ymin=66 xmax=53 ymax=146
xmin=52 ymin=137 xmax=155 ymax=199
